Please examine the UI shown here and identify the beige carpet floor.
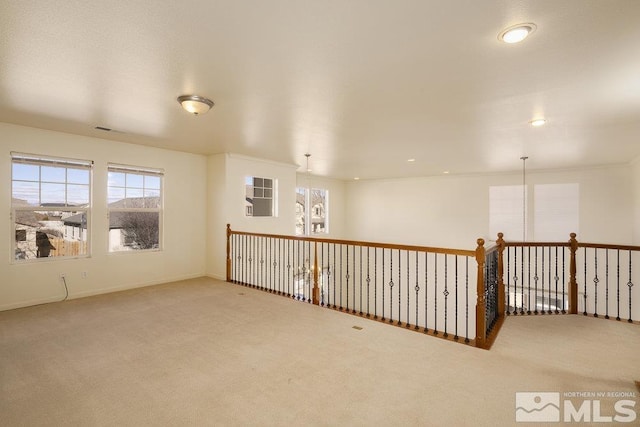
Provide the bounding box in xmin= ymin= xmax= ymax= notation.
xmin=1 ymin=277 xmax=638 ymax=426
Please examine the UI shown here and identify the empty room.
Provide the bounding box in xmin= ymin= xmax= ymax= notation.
xmin=1 ymin=1 xmax=639 ymax=425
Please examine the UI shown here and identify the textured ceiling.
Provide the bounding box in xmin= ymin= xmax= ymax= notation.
xmin=1 ymin=0 xmax=639 ymax=180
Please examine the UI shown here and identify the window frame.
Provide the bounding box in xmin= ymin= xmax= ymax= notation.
xmin=107 ymin=163 xmax=164 ymax=253
xmin=295 ymin=187 xmax=329 ymax=236
xmin=245 ymin=176 xmax=277 ymax=217
xmin=11 ymin=152 xmax=93 ymax=263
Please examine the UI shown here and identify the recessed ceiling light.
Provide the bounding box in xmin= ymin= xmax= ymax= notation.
xmin=407 ymin=158 xmax=416 ymax=162
xmin=530 ymin=118 xmax=546 ymax=127
xmin=498 ymin=23 xmax=537 ymax=44
xmin=354 ymin=177 xmax=360 ymax=180
xmin=443 ymin=171 xmax=450 ymax=174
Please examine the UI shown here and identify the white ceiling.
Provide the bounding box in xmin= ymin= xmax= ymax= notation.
xmin=1 ymin=0 xmax=639 ymax=180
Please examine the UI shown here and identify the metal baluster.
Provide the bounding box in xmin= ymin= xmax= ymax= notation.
xmin=539 ymin=246 xmax=545 ymax=314
xmin=506 ymin=247 xmax=511 ymax=315
xmin=360 ymin=246 xmax=363 ymax=315
xmin=513 ymin=246 xmax=517 ymax=315
xmin=366 ymin=247 xmax=371 ymax=317
xmin=443 ymin=254 xmax=449 ymax=337
xmin=627 ymin=250 xmax=634 ymax=323
xmin=533 ymin=247 xmax=539 ymax=314
xmin=397 ymin=249 xmax=402 ymax=326
xmin=554 ymin=246 xmax=560 ymax=314
xmin=352 ymin=245 xmax=357 ymax=314
xmin=562 ymin=246 xmax=566 ymax=314
xmin=617 ymin=249 xmax=621 ymax=321
xmin=520 ymin=246 xmax=525 ymax=314
xmin=406 ymin=250 xmax=410 ymax=328
xmin=381 ymin=249 xmax=385 ymax=321
xmin=454 ymin=255 xmax=459 ymax=340
xmin=605 ymin=249 xmax=609 ymax=319
xmin=374 ymin=247 xmax=378 ymax=319
xmin=307 ymin=241 xmax=312 ymax=303
xmin=415 ymin=251 xmax=420 ymax=331
xmin=424 ymin=251 xmax=429 ymax=333
xmin=583 ymin=247 xmax=587 ymax=316
xmin=286 ymin=240 xmax=291 ymax=297
xmin=527 ymin=246 xmax=532 ymax=314
xmin=332 ymin=243 xmax=337 ymax=308
xmin=465 ymin=257 xmax=469 ymax=343
xmin=434 ymin=253 xmax=438 ymax=335
xmin=345 ymin=245 xmax=349 ymax=311
xmin=548 ymin=246 xmax=553 ymax=314
xmin=593 ymin=249 xmax=599 ymax=317
xmin=340 ymin=245 xmax=343 ymax=309
xmin=389 ymin=249 xmax=394 ymax=323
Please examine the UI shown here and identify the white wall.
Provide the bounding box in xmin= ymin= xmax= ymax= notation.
xmin=206 ymin=154 xmax=298 ymax=279
xmin=345 ymin=166 xmax=634 ymax=250
xmin=1 ymin=123 xmax=207 ymax=310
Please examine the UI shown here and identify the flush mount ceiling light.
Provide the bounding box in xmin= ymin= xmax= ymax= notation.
xmin=530 ymin=118 xmax=546 ymax=127
xmin=177 ymin=95 xmax=214 ymax=115
xmin=498 ymin=23 xmax=537 ymax=43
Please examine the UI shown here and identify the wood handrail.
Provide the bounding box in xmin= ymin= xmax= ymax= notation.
xmin=227 ymin=226 xmax=476 ymax=257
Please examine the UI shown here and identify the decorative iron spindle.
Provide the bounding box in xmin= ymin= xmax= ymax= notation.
xmin=465 ymin=257 xmax=469 ymax=343
xmin=527 ymin=246 xmax=532 ymax=315
xmin=406 ymin=250 xmax=410 ymax=328
xmin=533 ymin=246 xmax=544 ymax=315
xmin=366 ymin=247 xmax=371 ymax=317
xmin=415 ymin=251 xmax=420 ymax=331
xmin=353 ymin=245 xmax=357 ymax=314
xmin=627 ymin=250 xmax=633 ymax=323
xmin=583 ymin=247 xmax=587 ymax=316
xmin=506 ymin=246 xmax=511 ymax=315
xmin=520 ymin=246 xmax=525 ymax=314
xmin=605 ymin=249 xmax=609 ymax=319
xmin=374 ymin=248 xmax=378 ymax=319
xmin=345 ymin=244 xmax=349 ymax=311
xmin=593 ymin=249 xmax=599 ymax=317
xmin=397 ymin=249 xmax=402 ymax=326
xmin=389 ymin=249 xmax=394 ymax=324
xmin=454 ymin=255 xmax=459 ymax=340
xmin=443 ymin=254 xmax=449 ymax=337
xmin=360 ymin=246 xmax=363 ymax=316
xmin=553 ymin=246 xmax=560 ymax=314
xmin=617 ymin=249 xmax=621 ymax=321
xmin=513 ymin=246 xmax=518 ymax=315
xmin=424 ymin=251 xmax=429 ymax=334
xmin=433 ymin=254 xmax=438 ymax=335
xmin=381 ymin=249 xmax=385 ymax=321
xmin=562 ymin=247 xmax=566 ymax=314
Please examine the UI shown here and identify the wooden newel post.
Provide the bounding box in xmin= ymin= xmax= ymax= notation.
xmin=226 ymin=224 xmax=232 ymax=282
xmin=475 ymin=238 xmax=486 ymax=348
xmin=312 ymin=241 xmax=320 ymax=305
xmin=569 ymin=232 xmax=578 ymax=314
xmin=496 ymin=232 xmax=506 ymax=318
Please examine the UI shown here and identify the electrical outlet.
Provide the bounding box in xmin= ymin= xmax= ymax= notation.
xmin=59 ymin=273 xmax=66 ymax=281
xmin=81 ymin=271 xmax=87 ymax=279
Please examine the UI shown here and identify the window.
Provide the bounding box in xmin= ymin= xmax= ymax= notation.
xmin=490 ymin=183 xmax=579 ymax=242
xmin=296 ymin=187 xmax=328 ymax=235
xmin=489 ymin=185 xmax=527 ymax=241
xmin=534 ymin=183 xmax=579 ymax=241
xmin=108 ymin=164 xmax=163 ymax=252
xmin=245 ymin=176 xmax=276 ymax=217
xmin=11 ymin=153 xmax=92 ymax=261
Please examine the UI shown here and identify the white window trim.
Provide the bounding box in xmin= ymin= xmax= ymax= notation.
xmin=11 ymin=152 xmax=93 ymax=263
xmin=107 ymin=163 xmax=164 ymax=253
